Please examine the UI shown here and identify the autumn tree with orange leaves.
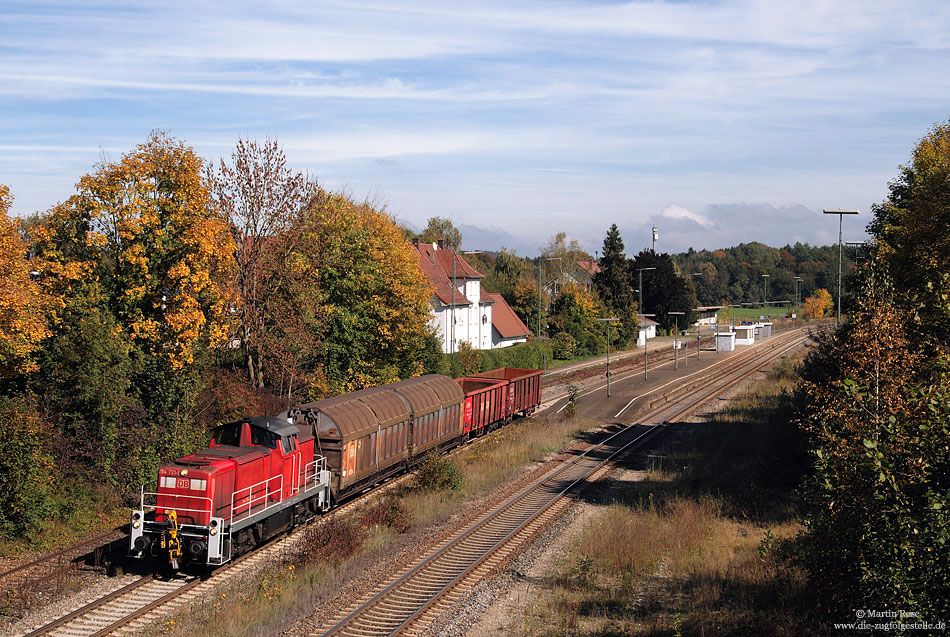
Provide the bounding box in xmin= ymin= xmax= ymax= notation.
xmin=801 ymin=288 xmax=832 ymax=320
xmin=0 ymin=185 xmax=56 ymax=538
xmin=33 ymin=131 xmax=235 ymax=369
xmin=30 ymin=132 xmax=236 ymax=487
xmin=796 ymin=119 xmax=950 ymax=621
xmin=292 ymin=193 xmax=436 ymax=397
xmin=0 ymin=185 xmax=48 ymax=378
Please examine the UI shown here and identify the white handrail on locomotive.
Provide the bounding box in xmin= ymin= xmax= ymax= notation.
xmin=230 ymin=474 xmax=283 ymax=519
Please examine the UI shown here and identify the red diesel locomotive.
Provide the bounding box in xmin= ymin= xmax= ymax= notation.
xmin=129 ymin=368 xmax=542 ymax=568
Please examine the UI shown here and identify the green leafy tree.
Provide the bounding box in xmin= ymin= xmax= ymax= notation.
xmin=482 ymin=248 xmax=531 ymax=300
xmin=510 ymin=278 xmax=542 ymax=333
xmin=35 ymin=306 xmax=140 ymax=481
xmin=548 ymin=283 xmax=606 ymax=358
xmin=797 ymin=120 xmax=950 ymax=621
xmin=798 ymin=260 xmax=949 ymax=619
xmin=869 ymin=118 xmax=950 ymax=347
xmin=540 ymin=231 xmax=592 ymax=290
xmin=419 ymin=216 xmax=462 ymax=251
xmin=294 ymin=193 xmax=435 ymax=396
xmin=0 ymin=396 xmax=56 ymax=538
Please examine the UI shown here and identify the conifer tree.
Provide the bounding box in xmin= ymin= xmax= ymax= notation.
xmin=592 ymin=224 xmax=637 ymax=345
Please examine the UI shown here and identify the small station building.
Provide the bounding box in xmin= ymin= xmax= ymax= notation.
xmin=715 ymin=330 xmax=736 ymax=352
xmin=734 ymin=324 xmax=757 ymax=346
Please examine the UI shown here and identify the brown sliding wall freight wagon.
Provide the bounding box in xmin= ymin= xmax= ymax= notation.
xmin=292 ymin=374 xmax=464 ymax=499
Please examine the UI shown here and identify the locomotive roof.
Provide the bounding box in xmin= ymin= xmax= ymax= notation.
xmin=240 ymin=416 xmax=298 ymax=438
xmin=296 ymin=374 xmax=464 ymax=443
xmin=176 ymin=445 xmax=269 ymax=467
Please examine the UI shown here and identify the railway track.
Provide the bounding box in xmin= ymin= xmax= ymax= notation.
xmin=316 ymin=328 xmax=814 ymax=636
xmin=1 ymin=528 xmax=124 ymax=620
xmin=15 ymin=326 xmax=816 ymax=637
xmin=18 ymin=528 xmax=296 ymax=637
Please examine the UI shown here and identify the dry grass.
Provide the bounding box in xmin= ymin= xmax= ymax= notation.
xmin=521 ymin=354 xmax=821 ymax=636
xmin=158 ymin=413 xmax=592 ymax=636
xmin=400 ymin=415 xmax=588 ymax=530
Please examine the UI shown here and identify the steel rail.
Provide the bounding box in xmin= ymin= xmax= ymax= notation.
xmin=21 ymin=575 xmax=156 ymax=637
xmin=543 ymin=324 xmax=813 ymax=412
xmin=320 ymin=328 xmax=817 ymax=636
xmin=322 ymin=422 xmax=666 ymax=636
xmin=1 ymin=529 xmax=122 ymax=585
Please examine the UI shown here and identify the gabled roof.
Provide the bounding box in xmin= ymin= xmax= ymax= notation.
xmin=638 ymin=316 xmax=659 ymax=327
xmin=575 ymin=259 xmax=601 ymax=277
xmin=412 ymin=242 xmax=485 ymax=306
xmin=482 ymin=292 xmax=532 ymax=339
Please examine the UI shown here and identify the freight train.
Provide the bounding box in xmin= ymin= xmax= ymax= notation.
xmin=129 ymin=368 xmax=543 ymax=568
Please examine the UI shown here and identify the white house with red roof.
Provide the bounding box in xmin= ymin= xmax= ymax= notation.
xmin=481 ymin=292 xmax=532 ymax=348
xmin=412 ymin=241 xmax=532 ymax=353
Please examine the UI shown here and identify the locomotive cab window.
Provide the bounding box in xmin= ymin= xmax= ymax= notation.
xmin=251 ymin=427 xmax=279 ymax=449
xmin=212 ymin=422 xmax=242 ymax=446
xmin=281 ymin=436 xmax=293 ymax=454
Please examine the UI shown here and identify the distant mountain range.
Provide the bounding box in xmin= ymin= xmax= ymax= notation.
xmin=439 ymin=203 xmax=872 ymax=257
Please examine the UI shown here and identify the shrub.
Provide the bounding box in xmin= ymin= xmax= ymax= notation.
xmin=359 ymin=496 xmax=411 ymax=533
xmin=0 ymin=396 xmax=56 ymax=539
xmin=414 ymin=451 xmax=463 ymax=493
xmin=477 ymin=339 xmax=553 ymax=371
xmin=565 ymin=384 xmax=579 ymax=419
xmin=552 ymin=333 xmax=577 ymax=360
xmin=295 ymin=515 xmax=364 ymax=566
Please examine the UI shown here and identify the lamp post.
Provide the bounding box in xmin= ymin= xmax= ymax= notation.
xmin=652 ymin=226 xmax=658 ymax=253
xmin=794 ymin=276 xmax=803 ymax=326
xmin=669 ymin=311 xmax=685 ymax=370
xmin=823 ymin=209 xmax=860 ymax=327
xmin=636 ymin=267 xmax=656 ymax=317
xmin=761 ymin=274 xmax=769 ymax=319
xmin=641 ymin=313 xmax=656 ymax=380
xmin=595 ymin=318 xmax=619 ymax=396
xmin=693 ymin=307 xmax=705 ymax=362
xmin=536 ymin=256 xmax=561 ymax=341
xmin=450 ymin=249 xmax=482 ymax=354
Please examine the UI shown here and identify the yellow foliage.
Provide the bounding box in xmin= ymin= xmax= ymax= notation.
xmin=802 ymin=288 xmax=833 ymax=320
xmin=295 ymin=192 xmax=433 ymax=392
xmin=0 ymin=185 xmax=50 ymax=377
xmin=32 ymin=132 xmax=237 ymax=369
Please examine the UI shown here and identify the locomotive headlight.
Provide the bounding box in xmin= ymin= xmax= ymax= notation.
xmin=209 ymin=528 xmax=217 ymax=535
xmin=180 ymin=469 xmax=189 ymax=477
xmin=132 ymin=511 xmax=142 ymax=521
xmin=132 ymin=520 xmax=140 ymax=529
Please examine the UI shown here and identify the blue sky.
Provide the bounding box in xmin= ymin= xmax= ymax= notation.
xmin=2 ymin=1 xmax=948 ymax=255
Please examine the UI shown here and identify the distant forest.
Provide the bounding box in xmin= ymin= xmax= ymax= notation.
xmin=671 ymin=241 xmax=851 ymax=308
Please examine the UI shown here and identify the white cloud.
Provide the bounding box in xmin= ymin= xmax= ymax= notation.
xmin=1 ymin=0 xmax=947 ymax=251
xmin=660 ymin=204 xmax=713 ymax=227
